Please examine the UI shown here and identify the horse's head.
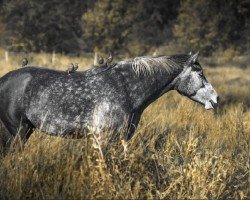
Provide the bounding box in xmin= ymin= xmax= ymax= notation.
xmin=174 ymin=52 xmax=219 ymax=109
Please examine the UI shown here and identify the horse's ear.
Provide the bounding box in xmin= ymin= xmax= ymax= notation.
xmin=188 ymin=51 xmax=199 ymax=64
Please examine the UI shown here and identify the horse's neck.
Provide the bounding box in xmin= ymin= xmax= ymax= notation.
xmin=118 ymin=65 xmax=179 ymax=111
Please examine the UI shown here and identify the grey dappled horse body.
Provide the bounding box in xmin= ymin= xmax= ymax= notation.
xmin=0 ymin=52 xmax=218 ymax=147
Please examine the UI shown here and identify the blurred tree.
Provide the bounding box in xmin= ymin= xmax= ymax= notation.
xmin=174 ymin=0 xmax=250 ymax=55
xmin=82 ymin=0 xmax=180 ymax=55
xmin=0 ymin=0 xmax=248 ymax=55
xmin=237 ymin=0 xmax=250 ymax=52
xmin=82 ymin=0 xmax=141 ymax=54
xmin=0 ymin=0 xmax=87 ymax=53
xmin=125 ymin=0 xmax=180 ymax=55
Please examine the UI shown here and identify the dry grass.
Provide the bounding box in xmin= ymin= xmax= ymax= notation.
xmin=0 ymin=50 xmax=94 ymax=74
xmin=0 ymin=52 xmax=249 ymax=199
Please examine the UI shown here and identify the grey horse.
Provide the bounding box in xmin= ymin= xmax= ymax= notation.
xmin=0 ymin=52 xmax=218 ymax=147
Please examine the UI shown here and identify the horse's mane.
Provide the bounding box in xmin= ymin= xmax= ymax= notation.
xmin=117 ymin=54 xmax=190 ymax=75
xmin=86 ymin=54 xmax=190 ymax=77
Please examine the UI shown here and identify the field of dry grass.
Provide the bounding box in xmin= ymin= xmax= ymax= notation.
xmin=0 ymin=52 xmax=249 ymax=199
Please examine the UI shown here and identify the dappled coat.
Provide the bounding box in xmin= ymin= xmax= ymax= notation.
xmin=0 ymin=52 xmax=218 ymax=147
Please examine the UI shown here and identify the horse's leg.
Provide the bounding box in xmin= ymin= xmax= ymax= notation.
xmin=0 ymin=120 xmax=14 ymax=154
xmin=125 ymin=112 xmax=142 ymax=140
xmin=17 ymin=120 xmax=35 ymax=143
xmin=0 ymin=117 xmax=18 ymax=148
xmin=0 ymin=117 xmax=34 ymax=150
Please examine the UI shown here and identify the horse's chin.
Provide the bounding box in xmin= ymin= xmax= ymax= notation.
xmin=190 ymin=98 xmax=214 ymax=110
xmin=204 ymin=101 xmax=214 ymax=110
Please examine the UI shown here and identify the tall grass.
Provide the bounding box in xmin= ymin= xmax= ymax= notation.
xmin=0 ymin=52 xmax=249 ymax=199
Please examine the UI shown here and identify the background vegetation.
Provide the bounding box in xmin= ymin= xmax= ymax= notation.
xmin=0 ymin=0 xmax=249 ymax=55
xmin=0 ymin=0 xmax=249 ymax=199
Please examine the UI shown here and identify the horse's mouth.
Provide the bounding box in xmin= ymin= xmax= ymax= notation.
xmin=205 ymin=100 xmax=217 ymax=110
xmin=189 ymin=97 xmax=213 ymax=110
xmin=193 ymin=99 xmax=215 ymax=110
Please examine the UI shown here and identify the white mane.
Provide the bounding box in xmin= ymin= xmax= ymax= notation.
xmin=118 ymin=55 xmax=186 ymax=76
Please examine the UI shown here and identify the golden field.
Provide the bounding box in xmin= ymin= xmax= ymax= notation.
xmin=0 ymin=52 xmax=249 ymax=199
